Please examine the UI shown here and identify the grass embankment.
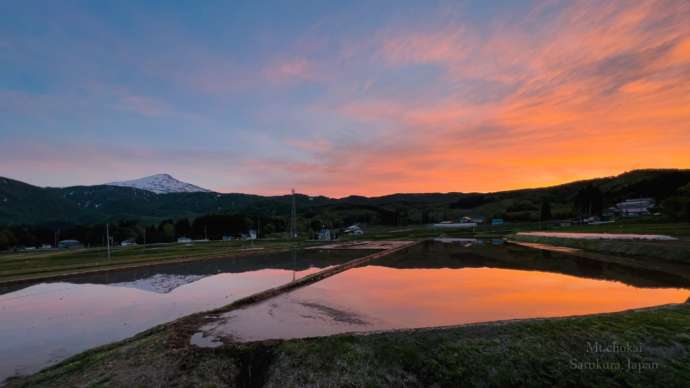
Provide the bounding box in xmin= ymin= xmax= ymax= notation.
xmin=8 ymin=302 xmax=690 ymax=388
xmin=554 ymin=221 xmax=690 ymax=237
xmin=0 ymin=240 xmax=300 ymax=285
xmin=360 ymin=221 xmax=690 ymax=242
xmin=510 ymin=234 xmax=690 ymax=265
xmin=360 ymin=224 xmax=522 ymax=241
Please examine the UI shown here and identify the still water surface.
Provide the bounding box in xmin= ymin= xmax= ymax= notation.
xmin=0 ymin=249 xmax=367 ymax=382
xmin=196 ymin=241 xmax=690 ymax=343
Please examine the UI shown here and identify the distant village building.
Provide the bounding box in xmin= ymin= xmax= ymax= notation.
xmin=318 ymin=229 xmax=332 ymax=241
xmin=177 ymin=236 xmax=192 ymax=243
xmin=242 ymin=230 xmax=257 ymax=240
xmin=343 ymin=225 xmax=364 ymax=235
xmin=471 ymin=216 xmax=485 ymax=224
xmin=120 ymin=239 xmax=137 ymax=247
xmin=583 ymin=216 xmax=599 ymax=224
xmin=460 ymin=216 xmax=484 ymax=224
xmin=222 ymin=235 xmax=234 ymax=241
xmin=607 ymin=198 xmax=655 ymax=217
xmin=58 ymin=239 xmax=83 ymax=249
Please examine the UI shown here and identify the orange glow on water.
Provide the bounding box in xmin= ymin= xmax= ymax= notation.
xmin=211 ymin=263 xmax=690 ymax=342
xmin=299 ymin=266 xmax=690 ymax=326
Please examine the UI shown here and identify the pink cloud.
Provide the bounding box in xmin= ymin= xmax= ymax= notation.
xmin=117 ymin=95 xmax=171 ymax=117
xmin=263 ymin=57 xmax=320 ymax=83
xmin=380 ymin=26 xmax=475 ymax=66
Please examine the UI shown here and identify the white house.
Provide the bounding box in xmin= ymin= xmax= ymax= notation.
xmin=611 ymin=198 xmax=655 ymax=217
xmin=343 ymin=225 xmax=364 ymax=235
xmin=120 ymin=239 xmax=137 ymax=247
xmin=242 ymin=230 xmax=257 ymax=240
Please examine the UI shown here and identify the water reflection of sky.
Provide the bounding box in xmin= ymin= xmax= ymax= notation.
xmin=196 ymin=243 xmax=690 ymax=343
xmin=0 ymin=250 xmax=365 ymax=383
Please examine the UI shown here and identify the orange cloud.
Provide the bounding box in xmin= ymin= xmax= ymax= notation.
xmin=666 ymin=36 xmax=690 ymax=65
xmin=285 ymin=0 xmax=690 ymax=196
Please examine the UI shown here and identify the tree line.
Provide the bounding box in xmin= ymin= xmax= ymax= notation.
xmin=0 ymin=214 xmax=288 ymax=250
xmin=2 ymin=183 xmax=689 ymax=251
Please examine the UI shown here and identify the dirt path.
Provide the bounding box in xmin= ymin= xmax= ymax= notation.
xmin=169 ymin=240 xmax=422 ymax=349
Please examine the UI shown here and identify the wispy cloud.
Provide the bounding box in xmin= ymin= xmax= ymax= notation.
xmin=117 ymin=95 xmax=172 ymax=117
xmin=264 ymin=57 xmax=318 ymax=82
xmin=286 ymin=0 xmax=690 ymax=195
xmin=3 ymin=1 xmax=690 ymax=196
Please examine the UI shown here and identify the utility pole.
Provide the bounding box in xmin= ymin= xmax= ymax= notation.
xmin=291 ymin=247 xmax=296 ymax=282
xmin=106 ymin=223 xmax=111 ymax=260
xmin=289 ymin=189 xmax=297 ymax=239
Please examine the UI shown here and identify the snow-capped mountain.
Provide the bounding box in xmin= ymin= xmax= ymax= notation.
xmin=110 ymin=274 xmax=207 ymax=294
xmin=106 ymin=174 xmax=212 ymax=194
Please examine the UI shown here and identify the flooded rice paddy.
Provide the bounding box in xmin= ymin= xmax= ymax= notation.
xmin=194 ymin=241 xmax=690 ymax=344
xmin=3 ymin=240 xmax=690 ymax=383
xmin=0 ymin=249 xmax=369 ymax=382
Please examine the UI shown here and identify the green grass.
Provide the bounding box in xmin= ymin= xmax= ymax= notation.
xmin=9 ymin=303 xmax=690 ymax=387
xmin=354 ymin=223 xmax=526 ymax=241
xmin=267 ymin=304 xmax=690 ymax=387
xmin=550 ymin=221 xmax=690 ymax=237
xmin=0 ymin=239 xmax=301 ymax=283
xmin=357 ymin=221 xmax=690 ymax=242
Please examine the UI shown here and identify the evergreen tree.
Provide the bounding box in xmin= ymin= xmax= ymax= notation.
xmin=0 ymin=229 xmax=17 ymax=250
xmin=158 ymin=220 xmax=175 ymax=242
xmin=574 ymin=185 xmax=604 ymax=218
xmin=174 ymin=218 xmax=192 ymax=238
xmin=540 ymin=200 xmax=552 ymax=221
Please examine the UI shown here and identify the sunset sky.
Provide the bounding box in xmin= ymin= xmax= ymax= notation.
xmin=1 ymin=1 xmax=689 ymax=197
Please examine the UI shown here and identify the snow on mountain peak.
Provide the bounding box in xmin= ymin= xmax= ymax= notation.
xmin=106 ymin=174 xmax=212 ymax=194
xmin=111 ymin=274 xmax=207 ymax=294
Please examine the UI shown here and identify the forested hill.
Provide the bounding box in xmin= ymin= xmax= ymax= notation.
xmin=1 ymin=169 xmax=689 ymax=227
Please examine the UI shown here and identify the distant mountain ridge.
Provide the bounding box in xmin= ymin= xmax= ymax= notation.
xmin=106 ymin=174 xmax=212 ymax=194
xmin=1 ymin=169 xmax=689 ymax=226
